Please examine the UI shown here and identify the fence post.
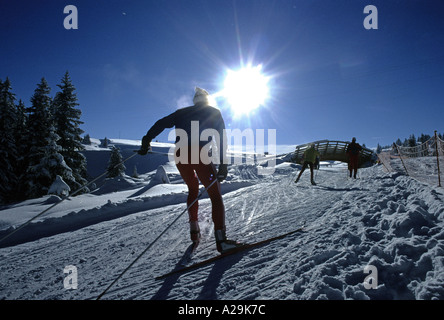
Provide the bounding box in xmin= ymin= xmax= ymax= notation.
xmin=393 ymin=143 xmax=409 ymax=176
xmin=435 ymin=131 xmax=442 ymax=187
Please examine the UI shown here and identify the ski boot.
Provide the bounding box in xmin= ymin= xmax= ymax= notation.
xmin=311 ymin=179 xmax=317 ymax=186
xmin=190 ymin=221 xmax=201 ymax=244
xmin=215 ymin=230 xmax=244 ymax=254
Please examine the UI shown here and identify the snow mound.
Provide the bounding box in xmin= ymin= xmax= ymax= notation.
xmin=48 ymin=175 xmax=70 ymax=196
xmin=44 ymin=195 xmax=62 ymax=204
xmin=153 ymin=165 xmax=170 ymax=184
xmin=91 ymin=176 xmax=138 ymax=195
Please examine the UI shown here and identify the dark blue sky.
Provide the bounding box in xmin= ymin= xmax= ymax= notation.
xmin=1 ymin=0 xmax=444 ymax=148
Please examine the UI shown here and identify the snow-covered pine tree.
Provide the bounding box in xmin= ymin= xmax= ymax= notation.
xmin=0 ymin=78 xmax=19 ymax=204
xmin=24 ymin=78 xmax=75 ymax=198
xmin=107 ymin=146 xmax=126 ymax=178
xmin=27 ymin=125 xmax=77 ymax=197
xmin=82 ymin=134 xmax=91 ymax=145
xmin=13 ymin=99 xmax=29 ymax=202
xmin=24 ymin=78 xmax=52 ymax=198
xmin=48 ymin=175 xmax=71 ymax=197
xmin=52 ymin=72 xmax=88 ymax=192
xmin=101 ymin=137 xmax=110 ymax=148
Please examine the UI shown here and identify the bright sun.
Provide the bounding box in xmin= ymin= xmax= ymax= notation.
xmin=222 ymin=65 xmax=270 ymax=116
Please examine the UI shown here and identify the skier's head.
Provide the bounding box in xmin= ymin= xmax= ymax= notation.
xmin=352 ymin=137 xmax=356 ymax=142
xmin=193 ymin=87 xmax=211 ymax=106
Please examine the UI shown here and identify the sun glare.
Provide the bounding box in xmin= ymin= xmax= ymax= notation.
xmin=222 ymin=65 xmax=270 ymax=116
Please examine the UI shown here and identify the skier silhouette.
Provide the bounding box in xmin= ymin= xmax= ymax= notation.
xmin=295 ymin=144 xmax=320 ymax=185
xmin=346 ymin=137 xmax=362 ymax=179
xmin=137 ymin=87 xmax=241 ymax=253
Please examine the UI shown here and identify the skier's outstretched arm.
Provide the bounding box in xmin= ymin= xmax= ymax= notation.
xmin=138 ymin=112 xmax=176 ymax=155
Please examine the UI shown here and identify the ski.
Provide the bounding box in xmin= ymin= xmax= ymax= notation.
xmin=155 ymin=223 xmax=306 ymax=280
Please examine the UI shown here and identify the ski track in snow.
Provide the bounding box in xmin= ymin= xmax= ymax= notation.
xmin=1 ymin=160 xmax=444 ymax=300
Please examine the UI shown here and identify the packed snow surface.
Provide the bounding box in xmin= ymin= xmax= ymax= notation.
xmin=1 ymin=141 xmax=444 ymax=300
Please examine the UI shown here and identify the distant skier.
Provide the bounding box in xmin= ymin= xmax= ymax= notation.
xmin=346 ymin=137 xmax=362 ymax=179
xmin=295 ymin=144 xmax=320 ymax=185
xmin=137 ymin=87 xmax=241 ymax=253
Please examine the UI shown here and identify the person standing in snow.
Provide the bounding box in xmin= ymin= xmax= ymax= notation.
xmin=137 ymin=87 xmax=241 ymax=253
xmin=346 ymin=137 xmax=362 ymax=179
xmin=295 ymin=144 xmax=320 ymax=185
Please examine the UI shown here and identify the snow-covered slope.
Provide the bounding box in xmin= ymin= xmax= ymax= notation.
xmin=0 ymin=141 xmax=443 ymax=301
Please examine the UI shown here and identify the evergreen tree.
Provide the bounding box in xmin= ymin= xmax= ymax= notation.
xmin=13 ymin=99 xmax=29 ymax=202
xmin=376 ymin=143 xmax=382 ymax=154
xmin=82 ymin=134 xmax=91 ymax=145
xmin=101 ymin=137 xmax=110 ymax=148
xmin=52 ymin=72 xmax=88 ymax=191
xmin=23 ymin=78 xmax=73 ymax=198
xmin=107 ymin=146 xmax=126 ymax=178
xmin=0 ymin=78 xmax=19 ymax=203
xmin=24 ymin=78 xmax=53 ymax=198
xmin=407 ymin=134 xmax=417 ymax=148
xmin=418 ymin=133 xmax=431 ymax=144
xmin=402 ymin=138 xmax=408 ymax=147
xmin=27 ymin=125 xmax=76 ymax=197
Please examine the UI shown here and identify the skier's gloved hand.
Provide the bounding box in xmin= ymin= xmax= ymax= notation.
xmin=137 ymin=147 xmax=151 ymax=156
xmin=216 ymin=164 xmax=228 ymax=182
xmin=137 ymin=136 xmax=151 ymax=155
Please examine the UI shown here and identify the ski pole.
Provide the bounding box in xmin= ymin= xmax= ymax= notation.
xmin=0 ymin=152 xmax=138 ymax=246
xmin=96 ymin=178 xmax=218 ymax=300
xmin=133 ymin=149 xmax=173 ymax=157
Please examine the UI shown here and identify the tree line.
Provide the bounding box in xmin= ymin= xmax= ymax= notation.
xmin=376 ymin=132 xmax=444 ymax=153
xmin=0 ymin=72 xmax=87 ymax=205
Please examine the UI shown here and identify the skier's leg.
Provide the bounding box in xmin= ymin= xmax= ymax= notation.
xmin=194 ymin=162 xmax=225 ymax=231
xmin=176 ymin=163 xmax=200 ymax=241
xmin=348 ymin=161 xmax=352 ymax=177
xmin=309 ymin=162 xmax=316 ymax=185
xmin=352 ymin=156 xmax=358 ymax=179
xmin=194 ymin=162 xmax=242 ymax=253
xmin=301 ymin=162 xmax=308 ymax=174
xmin=295 ymin=162 xmax=307 ymax=183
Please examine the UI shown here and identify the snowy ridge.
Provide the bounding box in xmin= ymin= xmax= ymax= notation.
xmin=0 ymin=142 xmax=444 ymax=300
xmin=0 ymin=177 xmax=254 ymax=248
